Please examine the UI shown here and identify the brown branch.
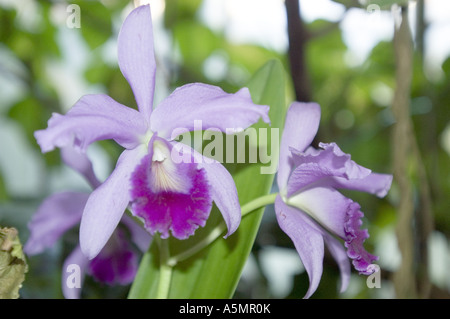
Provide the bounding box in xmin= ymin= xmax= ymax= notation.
xmin=285 ymin=0 xmax=312 ymax=102
xmin=390 ymin=3 xmax=435 ymax=299
xmin=391 ymin=6 xmax=417 ymax=299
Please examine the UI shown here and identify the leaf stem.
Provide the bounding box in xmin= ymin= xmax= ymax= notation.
xmin=241 ymin=193 xmax=277 ymax=218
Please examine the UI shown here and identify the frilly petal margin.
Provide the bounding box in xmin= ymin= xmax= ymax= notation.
xmin=290 ymin=142 xmax=372 ymax=182
xmin=277 ymin=102 xmax=321 ymax=190
xmin=150 ymin=83 xmax=270 ymax=140
xmin=170 ymin=141 xmax=241 ymax=237
xmin=80 ymin=145 xmax=147 ymax=260
xmin=274 ymin=195 xmax=325 ymax=299
xmin=117 ymin=4 xmax=156 ymax=121
xmin=344 ymin=201 xmax=379 ymax=274
xmin=24 ymin=192 xmax=89 ymax=256
xmin=34 ymin=94 xmax=147 ymax=153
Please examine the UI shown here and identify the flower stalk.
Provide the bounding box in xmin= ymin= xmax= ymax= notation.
xmin=155 ymin=237 xmax=173 ymax=299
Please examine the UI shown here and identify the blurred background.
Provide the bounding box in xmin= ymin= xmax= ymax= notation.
xmin=0 ymin=0 xmax=449 ymax=299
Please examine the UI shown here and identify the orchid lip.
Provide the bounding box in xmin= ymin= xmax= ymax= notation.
xmin=130 ymin=137 xmax=213 ymax=240
xmin=149 ymin=139 xmax=192 ymax=194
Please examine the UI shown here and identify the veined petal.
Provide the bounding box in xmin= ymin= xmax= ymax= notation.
xmin=290 ymin=142 xmax=372 ymax=181
xmin=118 ymin=5 xmax=156 ymax=121
xmin=150 ymin=83 xmax=270 ymax=140
xmin=286 ymin=162 xmax=346 ymax=198
xmin=171 ymin=141 xmax=241 ymax=237
xmin=80 ymin=145 xmax=147 ymax=260
xmin=331 ymin=173 xmax=393 ymax=198
xmin=35 ymin=94 xmax=147 ymax=153
xmin=274 ymin=195 xmax=324 ymax=299
xmin=290 ymin=142 xmax=392 ymax=197
xmin=277 ymin=102 xmax=321 ymax=190
xmin=62 ymin=246 xmax=89 ymax=299
xmin=24 ymin=192 xmax=89 ymax=256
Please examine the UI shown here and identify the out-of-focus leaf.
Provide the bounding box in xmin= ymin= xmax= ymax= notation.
xmin=78 ymin=1 xmax=113 ymax=49
xmin=128 ymin=59 xmax=287 ymax=299
xmin=0 ymin=227 xmax=28 ymax=299
xmin=331 ymin=0 xmax=408 ymax=10
xmin=173 ymin=20 xmax=219 ymax=73
xmin=7 ymin=96 xmax=50 ymax=148
xmin=0 ymin=174 xmax=8 ymax=202
xmin=366 ymin=0 xmax=409 ymax=9
xmin=164 ymin=0 xmax=203 ymax=29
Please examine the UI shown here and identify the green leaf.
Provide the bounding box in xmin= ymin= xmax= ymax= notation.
xmin=78 ymin=1 xmax=113 ymax=49
xmin=128 ymin=59 xmax=287 ymax=299
xmin=0 ymin=227 xmax=28 ymax=299
xmin=367 ymin=0 xmax=409 ymax=9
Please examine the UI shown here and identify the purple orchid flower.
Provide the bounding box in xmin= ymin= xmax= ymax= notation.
xmin=34 ymin=5 xmax=270 ymax=260
xmin=24 ymin=147 xmax=152 ymax=299
xmin=275 ymin=102 xmax=392 ymax=298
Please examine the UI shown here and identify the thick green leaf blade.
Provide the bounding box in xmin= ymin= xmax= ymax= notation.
xmin=128 ymin=59 xmax=287 ymax=299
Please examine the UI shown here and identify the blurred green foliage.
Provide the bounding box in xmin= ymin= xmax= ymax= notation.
xmin=0 ymin=0 xmax=449 ymax=299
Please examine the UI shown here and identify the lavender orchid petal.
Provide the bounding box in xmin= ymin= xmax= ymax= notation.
xmin=24 ymin=192 xmax=89 ymax=256
xmin=286 ymin=186 xmax=351 ymax=238
xmin=322 ymin=233 xmax=351 ymax=293
xmin=331 ymin=173 xmax=393 ymax=198
xmin=290 ymin=142 xmax=372 ymax=181
xmin=34 ymin=94 xmax=147 ymax=153
xmin=274 ymin=195 xmax=324 ymax=299
xmin=198 ymin=158 xmax=241 ymax=238
xmin=285 ymin=162 xmax=347 ymax=198
xmin=120 ymin=214 xmax=152 ymax=252
xmin=80 ymin=145 xmax=147 ymax=259
xmin=118 ymin=5 xmax=156 ymax=121
xmin=60 ymin=146 xmax=101 ymax=189
xmin=277 ymin=102 xmax=321 ymax=189
xmin=62 ymin=245 xmax=89 ymax=299
xmin=287 ymin=143 xmax=391 ymax=198
xmin=150 ymin=84 xmax=270 ymax=140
